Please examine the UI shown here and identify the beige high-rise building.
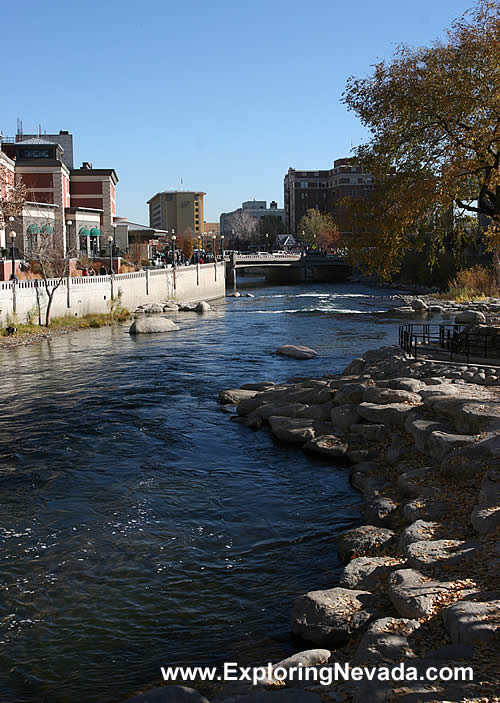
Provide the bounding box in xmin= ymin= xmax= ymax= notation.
xmin=147 ymin=191 xmax=205 ymax=236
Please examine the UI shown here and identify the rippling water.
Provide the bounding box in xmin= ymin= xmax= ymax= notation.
xmin=0 ymin=281 xmax=421 ymax=702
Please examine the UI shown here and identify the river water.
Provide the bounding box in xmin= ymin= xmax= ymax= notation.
xmin=0 ymin=281 xmax=416 ymax=703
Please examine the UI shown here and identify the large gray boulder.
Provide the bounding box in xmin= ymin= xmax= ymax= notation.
xmin=442 ymin=592 xmax=500 ymax=644
xmin=275 ymin=345 xmax=317 ymax=360
xmin=255 ymin=402 xmax=308 ymax=420
xmin=338 ymin=557 xmax=398 ymax=591
xmin=406 ymin=539 xmax=480 ymax=570
xmin=268 ymin=417 xmax=315 ymax=444
xmin=388 ymin=569 xmax=459 ymax=619
xmin=455 ymin=310 xmax=486 ymax=324
xmin=337 ymin=526 xmax=395 ymax=563
xmin=333 ymin=382 xmax=367 ymax=406
xmin=129 ymin=317 xmax=179 ymax=334
xmin=219 ymin=389 xmax=259 ymax=405
xmin=195 ymin=300 xmax=212 ymax=313
xmin=291 ymin=587 xmax=380 ymax=646
xmin=363 ymin=387 xmax=422 ymax=405
xmin=330 ymin=404 xmax=360 ymax=431
xmin=411 ymin=299 xmax=428 ymax=311
xmin=352 ymin=617 xmax=420 ymax=665
xmin=471 ymin=469 xmax=500 ymax=535
xmin=399 ymin=520 xmax=438 ymax=550
xmin=357 ymin=402 xmax=416 ymax=427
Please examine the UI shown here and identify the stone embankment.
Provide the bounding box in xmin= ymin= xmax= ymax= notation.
xmin=212 ymin=345 xmax=499 ymax=702
xmin=124 ymin=344 xmax=498 ymax=703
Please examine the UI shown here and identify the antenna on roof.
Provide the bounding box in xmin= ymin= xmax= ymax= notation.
xmin=17 ymin=118 xmax=23 ymax=138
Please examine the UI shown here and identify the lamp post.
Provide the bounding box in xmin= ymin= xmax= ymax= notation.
xmin=9 ymin=228 xmax=17 ymax=281
xmin=66 ymin=219 xmax=73 ymax=255
xmin=212 ymin=234 xmax=217 ymax=261
xmin=171 ymin=232 xmax=176 ymax=266
xmin=108 ymin=235 xmax=113 ymax=275
xmin=220 ymin=234 xmax=224 ymax=260
xmin=265 ymin=232 xmax=269 ymax=253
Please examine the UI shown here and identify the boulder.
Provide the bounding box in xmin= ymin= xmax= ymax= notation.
xmin=411 ymin=299 xmax=429 ymax=311
xmin=471 ymin=469 xmax=500 ymax=536
xmin=259 ymin=649 xmax=331 ymax=687
xmin=388 ymin=569 xmax=458 ymax=619
xmin=403 ymin=498 xmax=448 ymax=523
xmin=357 ymin=402 xmax=416 ymax=427
xmin=397 ymin=468 xmax=434 ymax=498
xmin=303 ymin=435 xmax=348 ymax=458
xmin=179 ymin=303 xmax=197 ymax=311
xmin=337 ymin=526 xmax=396 ymax=563
xmin=227 ymin=292 xmax=241 ymax=297
xmin=143 ymin=303 xmax=164 ymax=314
xmin=406 ymin=539 xmax=480 ymax=570
xmin=245 ymin=293 xmax=255 ymax=298
xmin=195 ymin=301 xmax=212 ymax=313
xmin=455 ymin=310 xmax=486 ymax=324
xmin=268 ymin=417 xmax=315 ymax=444
xmin=162 ymin=302 xmax=179 ymax=311
xmin=442 ymin=592 xmax=500 ymax=644
xmin=297 ymin=402 xmax=334 ymax=421
xmin=363 ymin=388 xmax=422 ymax=405
xmin=291 ymin=587 xmax=380 ymax=646
xmin=333 ymin=382 xmax=367 ymax=406
xmin=352 ymin=617 xmax=420 ymax=665
xmin=129 ymin=317 xmax=179 ymax=334
xmin=405 ymin=417 xmax=478 ymax=461
xmin=124 ymin=685 xmax=209 ymax=702
xmin=386 ymin=434 xmax=413 ymax=464
xmin=399 ymin=520 xmax=438 ymax=550
xmin=362 ymin=496 xmax=398 ymax=527
xmin=219 ymin=389 xmax=258 ymax=405
xmin=330 ymin=404 xmax=360 ymax=431
xmin=378 ymin=377 xmax=423 ymax=393
xmin=439 ymin=446 xmax=488 ymax=480
xmin=338 ymin=557 xmax=397 ymax=591
xmin=255 ymin=403 xmax=308 ymax=420
xmin=275 ymin=345 xmax=317 ymax=360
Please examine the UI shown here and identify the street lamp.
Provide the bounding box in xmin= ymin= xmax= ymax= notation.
xmin=9 ymin=230 xmax=17 ymax=280
xmin=220 ymin=234 xmax=224 ymax=260
xmin=171 ymin=232 xmax=176 ymax=265
xmin=265 ymin=232 xmax=269 ymax=253
xmin=212 ymin=234 xmax=217 ymax=260
xmin=66 ymin=220 xmax=73 ymax=255
xmin=108 ymin=235 xmax=113 ymax=275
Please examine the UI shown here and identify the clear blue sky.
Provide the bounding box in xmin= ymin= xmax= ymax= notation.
xmin=3 ymin=0 xmax=473 ymax=224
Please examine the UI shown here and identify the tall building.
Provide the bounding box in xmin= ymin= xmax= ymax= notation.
xmin=147 ymin=191 xmax=205 ymax=236
xmin=0 ymin=129 xmax=118 ymax=262
xmin=220 ymin=199 xmax=285 ymax=235
xmin=284 ymin=158 xmax=374 ymax=234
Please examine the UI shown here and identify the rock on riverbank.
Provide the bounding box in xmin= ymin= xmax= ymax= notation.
xmin=212 ymin=344 xmax=499 ymax=702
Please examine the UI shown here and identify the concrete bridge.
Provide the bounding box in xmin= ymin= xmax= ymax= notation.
xmin=225 ymin=252 xmax=351 ymax=288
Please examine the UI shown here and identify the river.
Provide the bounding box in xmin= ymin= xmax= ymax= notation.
xmin=0 ymin=280 xmax=418 ymax=703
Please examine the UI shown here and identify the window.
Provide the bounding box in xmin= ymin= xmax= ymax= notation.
xmin=300 ymin=181 xmax=308 ymax=188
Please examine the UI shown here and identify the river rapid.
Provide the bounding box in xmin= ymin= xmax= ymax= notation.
xmin=0 ymin=281 xmax=421 ymax=703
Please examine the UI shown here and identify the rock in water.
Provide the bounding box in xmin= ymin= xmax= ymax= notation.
xmin=195 ymin=301 xmax=212 ymax=313
xmin=275 ymin=344 xmax=318 ymax=360
xmin=129 ymin=317 xmax=179 ymax=334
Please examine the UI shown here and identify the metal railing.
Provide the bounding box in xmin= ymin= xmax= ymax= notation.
xmin=399 ymin=323 xmax=500 ymax=362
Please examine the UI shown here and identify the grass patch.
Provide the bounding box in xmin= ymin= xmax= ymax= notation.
xmin=1 ymin=309 xmax=130 ymax=339
xmin=435 ymin=265 xmax=499 ymax=302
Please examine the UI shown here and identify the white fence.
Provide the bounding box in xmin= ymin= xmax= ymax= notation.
xmin=0 ymin=262 xmax=226 ymax=325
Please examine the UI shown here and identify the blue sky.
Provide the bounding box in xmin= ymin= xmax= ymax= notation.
xmin=3 ymin=0 xmax=473 ymax=224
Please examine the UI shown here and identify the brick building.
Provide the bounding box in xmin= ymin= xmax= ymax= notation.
xmin=284 ymin=158 xmax=374 ymax=234
xmin=0 ymin=130 xmax=118 ymax=264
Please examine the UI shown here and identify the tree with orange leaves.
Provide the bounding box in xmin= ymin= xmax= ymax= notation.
xmin=341 ymin=0 xmax=499 ymax=279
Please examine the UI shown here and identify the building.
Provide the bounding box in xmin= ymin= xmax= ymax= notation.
xmin=220 ymin=200 xmax=285 ymax=235
xmin=113 ymin=217 xmax=168 ymax=261
xmin=0 ymin=129 xmax=118 ymax=265
xmin=147 ymin=191 xmax=205 ymax=237
xmin=284 ymin=158 xmax=374 ymax=234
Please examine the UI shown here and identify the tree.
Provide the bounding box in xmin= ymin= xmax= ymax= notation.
xmin=0 ymin=172 xmax=28 ymax=235
xmin=183 ymin=237 xmax=194 ymax=261
xmin=227 ymin=209 xmax=258 ymax=248
xmin=341 ymin=0 xmax=499 ymax=278
xmin=256 ymin=216 xmax=286 ymax=239
xmin=298 ymin=209 xmax=341 ymax=250
xmin=29 ymin=226 xmax=74 ymax=326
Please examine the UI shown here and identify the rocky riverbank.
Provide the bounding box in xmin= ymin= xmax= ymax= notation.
xmin=124 ymin=341 xmax=499 ymax=702
xmin=215 ymin=346 xmax=498 ymax=702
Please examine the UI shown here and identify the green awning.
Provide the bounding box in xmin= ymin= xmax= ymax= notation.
xmin=40 ymin=224 xmax=53 ymax=235
xmin=27 ymin=224 xmax=40 ymax=235
xmin=90 ymin=227 xmax=100 ymax=237
xmin=79 ymin=226 xmax=90 ymax=236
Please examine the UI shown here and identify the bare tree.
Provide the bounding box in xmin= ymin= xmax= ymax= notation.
xmin=29 ymin=228 xmax=75 ymax=326
xmin=0 ymin=170 xmax=28 ymax=233
xmin=228 ymin=210 xmax=258 ymax=242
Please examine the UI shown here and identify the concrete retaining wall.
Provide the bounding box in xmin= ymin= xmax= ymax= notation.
xmin=0 ymin=262 xmax=225 ymax=325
